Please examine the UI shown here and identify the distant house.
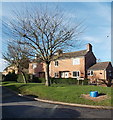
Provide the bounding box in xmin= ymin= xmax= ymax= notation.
xmin=2 ymin=65 xmax=18 ymax=75
xmin=29 ymin=62 xmax=46 ymax=78
xmin=87 ymin=62 xmax=113 ymax=83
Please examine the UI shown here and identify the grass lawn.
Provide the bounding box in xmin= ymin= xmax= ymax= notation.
xmin=2 ymin=81 xmax=112 ymax=106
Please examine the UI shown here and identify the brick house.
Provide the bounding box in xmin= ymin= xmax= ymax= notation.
xmin=87 ymin=62 xmax=113 ymax=83
xmin=29 ymin=43 xmax=98 ymax=79
xmin=29 ymin=61 xmax=46 ymax=78
xmin=2 ymin=65 xmax=18 ymax=75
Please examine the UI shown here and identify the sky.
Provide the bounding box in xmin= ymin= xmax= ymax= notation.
xmin=0 ymin=1 xmax=112 ymax=72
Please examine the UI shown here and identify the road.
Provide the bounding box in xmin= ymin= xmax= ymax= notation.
xmin=1 ymin=86 xmax=112 ymax=119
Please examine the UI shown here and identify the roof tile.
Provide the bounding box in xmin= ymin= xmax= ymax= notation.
xmin=57 ymin=50 xmax=87 ymax=59
xmin=88 ymin=62 xmax=111 ymax=70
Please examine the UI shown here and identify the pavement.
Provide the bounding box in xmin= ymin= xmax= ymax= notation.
xmin=1 ymin=86 xmax=113 ymax=119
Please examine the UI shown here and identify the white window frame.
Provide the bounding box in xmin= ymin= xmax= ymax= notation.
xmin=73 ymin=58 xmax=80 ymax=65
xmin=65 ymin=72 xmax=69 ymax=78
xmin=72 ymin=71 xmax=80 ymax=78
xmin=55 ymin=61 xmax=59 ymax=67
xmin=61 ymin=72 xmax=69 ymax=78
xmin=33 ymin=63 xmax=37 ymax=69
xmin=61 ymin=72 xmax=65 ymax=78
xmin=54 ymin=72 xmax=59 ymax=78
xmin=88 ymin=71 xmax=93 ymax=76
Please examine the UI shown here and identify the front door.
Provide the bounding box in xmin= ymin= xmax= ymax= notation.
xmin=61 ymin=72 xmax=69 ymax=78
xmin=65 ymin=72 xmax=69 ymax=78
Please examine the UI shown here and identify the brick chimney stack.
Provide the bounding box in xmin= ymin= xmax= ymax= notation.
xmin=87 ymin=43 xmax=92 ymax=52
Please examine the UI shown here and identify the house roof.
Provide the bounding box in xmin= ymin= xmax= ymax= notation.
xmin=56 ymin=50 xmax=88 ymax=59
xmin=88 ymin=62 xmax=111 ymax=70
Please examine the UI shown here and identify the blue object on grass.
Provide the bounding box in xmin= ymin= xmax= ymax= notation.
xmin=90 ymin=91 xmax=98 ymax=97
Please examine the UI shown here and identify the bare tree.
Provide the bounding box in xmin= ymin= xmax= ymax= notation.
xmin=3 ymin=41 xmax=31 ymax=83
xmin=3 ymin=6 xmax=85 ymax=86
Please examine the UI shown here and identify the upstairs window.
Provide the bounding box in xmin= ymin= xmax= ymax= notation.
xmin=73 ymin=71 xmax=80 ymax=77
xmin=88 ymin=71 xmax=93 ymax=76
xmin=73 ymin=58 xmax=80 ymax=65
xmin=55 ymin=61 xmax=58 ymax=66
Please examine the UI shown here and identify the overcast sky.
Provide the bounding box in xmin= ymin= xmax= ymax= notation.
xmin=0 ymin=1 xmax=111 ymax=72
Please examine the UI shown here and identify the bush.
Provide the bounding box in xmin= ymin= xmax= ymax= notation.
xmin=51 ymin=78 xmax=77 ymax=84
xmin=83 ymin=78 xmax=89 ymax=85
xmin=17 ymin=73 xmax=30 ymax=83
xmin=51 ymin=78 xmax=89 ymax=85
xmin=4 ymin=71 xmax=18 ymax=82
xmin=27 ymin=75 xmax=45 ymax=83
xmin=28 ymin=75 xmax=41 ymax=83
xmin=38 ymin=78 xmax=45 ymax=83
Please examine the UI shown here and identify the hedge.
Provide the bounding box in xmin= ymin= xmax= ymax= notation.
xmin=17 ymin=74 xmax=30 ymax=83
xmin=3 ymin=72 xmax=18 ymax=82
xmin=3 ymin=72 xmax=89 ymax=85
xmin=28 ymin=75 xmax=45 ymax=83
xmin=51 ymin=78 xmax=89 ymax=85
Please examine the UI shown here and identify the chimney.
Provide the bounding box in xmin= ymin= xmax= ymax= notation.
xmin=87 ymin=43 xmax=92 ymax=52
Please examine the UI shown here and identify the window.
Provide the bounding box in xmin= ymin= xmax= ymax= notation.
xmin=61 ymin=72 xmax=64 ymax=78
xmin=88 ymin=71 xmax=93 ymax=76
xmin=73 ymin=71 xmax=80 ymax=77
xmin=54 ymin=73 xmax=59 ymax=78
xmin=73 ymin=58 xmax=80 ymax=65
xmin=55 ymin=61 xmax=58 ymax=66
xmin=33 ymin=64 xmax=37 ymax=69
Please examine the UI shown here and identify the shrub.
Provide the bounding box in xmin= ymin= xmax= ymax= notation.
xmin=51 ymin=78 xmax=77 ymax=84
xmin=51 ymin=78 xmax=89 ymax=85
xmin=83 ymin=78 xmax=89 ymax=85
xmin=38 ymin=78 xmax=45 ymax=83
xmin=17 ymin=73 xmax=30 ymax=83
xmin=4 ymin=71 xmax=18 ymax=82
xmin=17 ymin=74 xmax=24 ymax=83
xmin=28 ymin=75 xmax=45 ymax=83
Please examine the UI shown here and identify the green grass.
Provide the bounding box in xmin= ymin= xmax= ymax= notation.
xmin=2 ymin=81 xmax=112 ymax=106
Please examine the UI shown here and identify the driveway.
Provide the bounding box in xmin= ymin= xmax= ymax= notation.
xmin=1 ymin=86 xmax=112 ymax=119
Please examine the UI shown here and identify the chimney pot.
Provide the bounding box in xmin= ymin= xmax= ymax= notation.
xmin=87 ymin=43 xmax=92 ymax=52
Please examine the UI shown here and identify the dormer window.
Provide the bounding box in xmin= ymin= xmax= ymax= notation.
xmin=55 ymin=61 xmax=58 ymax=67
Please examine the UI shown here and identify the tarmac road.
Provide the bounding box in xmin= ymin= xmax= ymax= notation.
xmin=1 ymin=86 xmax=112 ymax=119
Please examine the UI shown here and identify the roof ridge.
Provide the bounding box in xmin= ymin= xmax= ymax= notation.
xmin=97 ymin=61 xmax=111 ymax=64
xmin=63 ymin=49 xmax=87 ymax=54
xmin=88 ymin=61 xmax=111 ymax=70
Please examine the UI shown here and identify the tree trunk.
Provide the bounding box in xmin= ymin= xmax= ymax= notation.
xmin=101 ymin=79 xmax=112 ymax=87
xmin=45 ymin=62 xmax=50 ymax=86
xmin=21 ymin=71 xmax=27 ymax=84
xmin=106 ymin=79 xmax=112 ymax=87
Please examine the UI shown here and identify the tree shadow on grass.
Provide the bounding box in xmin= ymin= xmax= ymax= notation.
xmin=2 ymin=86 xmax=35 ymax=103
